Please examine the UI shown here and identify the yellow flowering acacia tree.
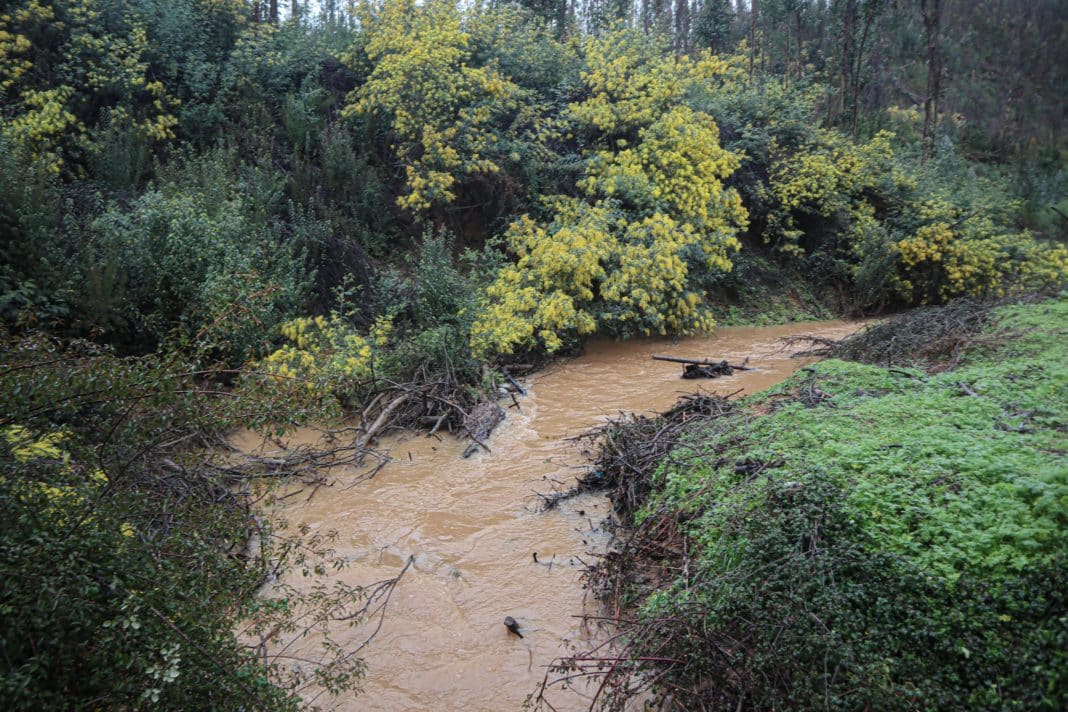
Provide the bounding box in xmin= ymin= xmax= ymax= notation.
xmin=471 ymin=30 xmax=747 ymax=357
xmin=341 ymin=0 xmax=520 ymax=214
xmin=766 ymin=129 xmax=898 ymax=256
xmin=0 ymin=0 xmax=179 ymax=173
xmin=262 ymin=313 xmax=395 ymax=402
xmin=579 ymin=105 xmax=746 ymax=233
xmin=471 ymin=200 xmax=611 ymax=355
xmin=764 ymin=129 xmax=1066 ymax=305
xmin=567 ymin=33 xmax=686 ymax=135
xmin=896 ymin=200 xmax=1068 ymax=303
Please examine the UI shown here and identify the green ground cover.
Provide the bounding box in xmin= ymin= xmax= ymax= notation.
xmin=593 ymin=296 xmax=1067 ymax=710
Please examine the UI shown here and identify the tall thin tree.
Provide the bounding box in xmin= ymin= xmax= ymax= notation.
xmin=920 ymin=0 xmax=943 ymax=162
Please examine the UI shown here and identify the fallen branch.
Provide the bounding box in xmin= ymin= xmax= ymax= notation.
xmin=462 ymin=401 xmax=504 ymax=458
xmin=503 ymin=371 xmax=527 ymax=395
xmin=651 ymin=355 xmax=753 ymax=370
xmin=778 ymin=334 xmax=840 ymax=358
xmin=357 ymin=393 xmax=409 ymax=452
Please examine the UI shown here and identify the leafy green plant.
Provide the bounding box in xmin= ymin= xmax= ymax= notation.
xmin=85 ymin=152 xmax=310 ymax=362
xmin=0 ymin=333 xmax=375 ymax=709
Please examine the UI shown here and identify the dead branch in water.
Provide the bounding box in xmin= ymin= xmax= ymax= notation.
xmin=357 ymin=393 xmax=409 ymax=452
xmin=651 ymin=354 xmax=754 ymax=370
xmin=462 ymin=401 xmax=505 ymax=458
xmin=208 ymin=439 xmax=390 ymax=487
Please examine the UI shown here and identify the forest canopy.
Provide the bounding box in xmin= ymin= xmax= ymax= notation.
xmin=2 ymin=0 xmax=1066 ymax=367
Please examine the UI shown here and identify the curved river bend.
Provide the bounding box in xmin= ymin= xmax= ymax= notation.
xmin=235 ymin=320 xmax=860 ymax=710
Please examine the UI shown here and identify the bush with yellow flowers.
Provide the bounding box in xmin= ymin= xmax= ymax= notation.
xmin=896 ymin=200 xmax=1068 ymax=304
xmin=758 ymin=123 xmax=1066 ymax=307
xmin=471 ymin=29 xmax=748 ymax=358
xmin=262 ymin=313 xmax=394 ymax=401
xmin=766 ymin=130 xmax=896 ymax=256
xmin=341 ymin=0 xmax=521 ymax=214
xmin=0 ymin=0 xmax=179 ymax=175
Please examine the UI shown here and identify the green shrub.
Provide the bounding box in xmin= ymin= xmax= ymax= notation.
xmin=85 ymin=153 xmax=310 ymax=363
xmin=0 ymin=334 xmax=363 ymax=709
xmin=0 ymin=134 xmax=67 ymax=326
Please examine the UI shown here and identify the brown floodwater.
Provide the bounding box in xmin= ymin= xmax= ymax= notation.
xmin=234 ymin=320 xmax=860 ymax=711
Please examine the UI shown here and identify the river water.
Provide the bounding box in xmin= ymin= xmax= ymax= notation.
xmin=235 ymin=320 xmax=860 ymax=711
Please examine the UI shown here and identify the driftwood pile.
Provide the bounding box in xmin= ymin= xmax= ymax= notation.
xmin=208 ymin=435 xmax=390 ymax=486
xmin=777 ymin=334 xmax=840 ymax=358
xmin=354 ymin=361 xmax=517 ymax=458
xmin=360 ymin=362 xmax=478 ymax=447
xmin=218 ymin=361 xmax=521 ymax=497
xmin=530 ymin=392 xmax=744 ymax=711
xmin=651 ymin=355 xmax=753 ymax=379
xmin=536 ymin=392 xmax=739 ymax=516
xmin=829 ymin=298 xmax=1002 ymax=370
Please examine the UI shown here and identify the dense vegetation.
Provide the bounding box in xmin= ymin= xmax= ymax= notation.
xmin=2 ymin=0 xmax=1065 ymax=367
xmin=568 ymin=296 xmax=1067 ymax=709
xmin=1 ymin=0 xmax=1065 ymax=707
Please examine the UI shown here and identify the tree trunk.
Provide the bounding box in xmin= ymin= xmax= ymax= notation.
xmin=796 ymin=8 xmax=803 ymax=78
xmin=749 ymin=0 xmax=758 ymax=78
xmin=675 ymin=0 xmax=690 ymax=54
xmin=785 ymin=17 xmax=792 ymax=84
xmin=838 ymin=0 xmax=858 ymax=122
xmin=758 ymin=0 xmax=766 ymax=74
xmin=269 ymin=0 xmax=278 ymax=24
xmin=850 ymin=2 xmax=878 ymax=136
xmin=921 ymin=0 xmax=943 ymax=163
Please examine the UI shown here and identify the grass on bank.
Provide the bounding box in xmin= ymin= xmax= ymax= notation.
xmin=573 ymin=295 xmax=1067 ymax=711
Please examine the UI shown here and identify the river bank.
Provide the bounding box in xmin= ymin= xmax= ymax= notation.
xmin=238 ymin=319 xmax=862 ymax=710
xmin=561 ymin=295 xmax=1067 ymax=710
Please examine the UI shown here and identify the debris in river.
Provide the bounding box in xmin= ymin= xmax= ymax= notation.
xmin=504 ymin=616 xmax=524 ymax=638
xmin=502 ymin=371 xmax=527 ymax=395
xmin=651 ymin=354 xmax=753 ymax=379
xmin=462 ymin=401 xmax=505 ymax=458
xmin=535 ymin=392 xmax=738 ymax=515
xmin=683 ymin=361 xmax=733 ymax=378
xmin=778 ymin=334 xmax=840 ymax=358
xmin=345 ymin=360 xmax=502 ymax=458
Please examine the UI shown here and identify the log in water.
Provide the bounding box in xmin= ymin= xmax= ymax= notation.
xmin=232 ymin=320 xmax=861 ymax=711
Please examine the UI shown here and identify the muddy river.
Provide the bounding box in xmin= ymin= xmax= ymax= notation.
xmin=235 ymin=320 xmax=860 ymax=710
